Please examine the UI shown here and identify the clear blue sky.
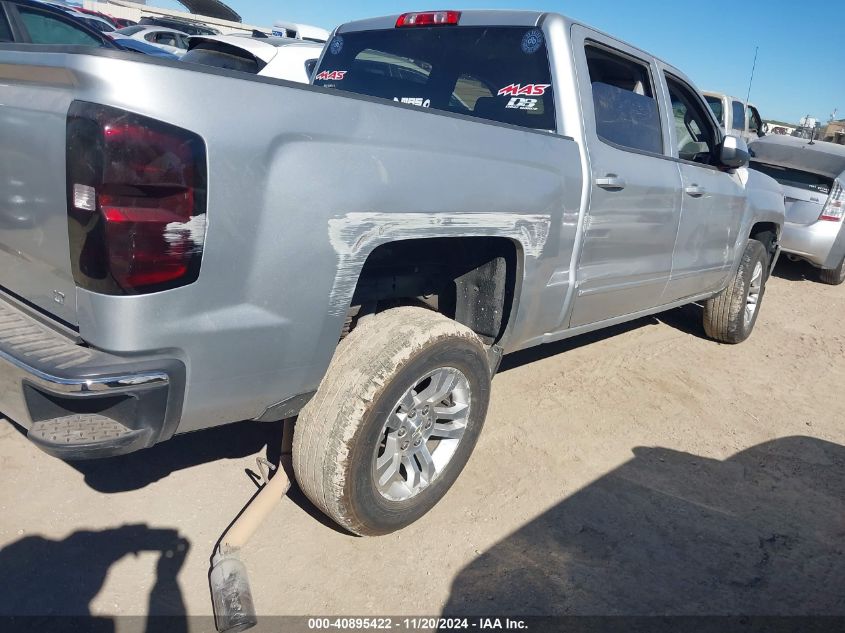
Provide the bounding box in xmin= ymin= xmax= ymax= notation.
xmin=157 ymin=0 xmax=841 ymax=124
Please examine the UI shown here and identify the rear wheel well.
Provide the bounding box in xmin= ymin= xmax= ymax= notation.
xmin=346 ymin=237 xmax=519 ymax=345
xmin=749 ymin=222 xmax=779 ymax=266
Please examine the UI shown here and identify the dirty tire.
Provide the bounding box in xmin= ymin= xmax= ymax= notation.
xmin=703 ymin=239 xmax=768 ymax=344
xmin=293 ymin=307 xmax=491 ymax=536
xmin=819 ymin=256 xmax=845 ymax=285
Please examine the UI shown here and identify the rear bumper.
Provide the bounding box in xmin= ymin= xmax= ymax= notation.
xmin=0 ymin=294 xmax=184 ymax=460
xmin=781 ymin=220 xmax=844 ymax=268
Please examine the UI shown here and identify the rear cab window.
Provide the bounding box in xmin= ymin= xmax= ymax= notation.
xmin=312 ymin=25 xmax=556 ymax=131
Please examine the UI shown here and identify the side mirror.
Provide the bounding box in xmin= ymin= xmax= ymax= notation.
xmin=720 ymin=134 xmax=749 ymax=169
xmin=760 ymin=122 xmax=769 ymax=136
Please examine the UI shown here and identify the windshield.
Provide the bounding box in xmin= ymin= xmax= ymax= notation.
xmin=313 ymin=26 xmax=556 ymax=131
xmin=705 ymin=95 xmax=723 ymax=126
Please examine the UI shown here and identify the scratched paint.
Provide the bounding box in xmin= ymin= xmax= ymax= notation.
xmin=164 ymin=213 xmax=207 ymax=254
xmin=326 ymin=212 xmax=552 ymax=317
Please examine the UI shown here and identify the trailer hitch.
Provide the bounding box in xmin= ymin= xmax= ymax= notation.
xmin=210 ymin=456 xmax=291 ymax=633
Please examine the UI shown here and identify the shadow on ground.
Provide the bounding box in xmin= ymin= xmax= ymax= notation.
xmin=67 ymin=421 xmax=285 ymax=494
xmin=0 ymin=524 xmax=189 ymax=632
xmin=772 ymin=257 xmax=822 ymax=282
xmin=500 ymin=302 xmax=711 ymax=374
xmin=443 ymin=436 xmax=845 ymax=616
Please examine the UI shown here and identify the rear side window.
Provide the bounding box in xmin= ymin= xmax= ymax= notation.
xmin=585 ymin=45 xmax=662 ymax=154
xmin=705 ymin=95 xmax=724 ymax=126
xmin=313 ymin=27 xmax=556 ymax=131
xmin=18 ymin=8 xmax=103 ymax=46
xmin=731 ymin=100 xmax=745 ymax=131
xmin=750 ymin=162 xmax=833 ymax=195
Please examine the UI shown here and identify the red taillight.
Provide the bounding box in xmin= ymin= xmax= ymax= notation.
xmin=396 ymin=10 xmax=460 ymax=27
xmin=66 ymin=102 xmax=207 ymax=295
xmin=819 ymin=180 xmax=844 ymax=222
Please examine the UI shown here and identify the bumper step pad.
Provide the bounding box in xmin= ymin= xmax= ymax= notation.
xmin=28 ymin=414 xmax=151 ymax=460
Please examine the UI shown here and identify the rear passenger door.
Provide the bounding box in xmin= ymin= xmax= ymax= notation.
xmin=569 ymin=27 xmax=682 ymax=328
xmin=659 ymin=71 xmax=746 ymax=300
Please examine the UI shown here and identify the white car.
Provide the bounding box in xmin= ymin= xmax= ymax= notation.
xmin=115 ymin=25 xmax=190 ymax=58
xmin=182 ymin=35 xmax=324 ymax=83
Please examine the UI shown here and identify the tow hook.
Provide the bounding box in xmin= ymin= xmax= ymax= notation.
xmin=210 ymin=456 xmax=291 ymax=633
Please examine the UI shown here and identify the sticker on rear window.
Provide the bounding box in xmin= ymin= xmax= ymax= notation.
xmin=329 ymin=36 xmax=344 ymax=55
xmin=394 ymin=97 xmax=431 ymax=108
xmin=521 ymin=29 xmax=544 ymax=55
xmin=505 ymin=97 xmax=539 ymax=111
xmin=315 ymin=70 xmax=347 ymax=81
xmin=497 ymin=83 xmax=551 ymax=97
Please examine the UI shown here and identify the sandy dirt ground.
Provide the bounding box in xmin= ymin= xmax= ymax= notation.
xmin=1 ymin=258 xmax=843 ymax=630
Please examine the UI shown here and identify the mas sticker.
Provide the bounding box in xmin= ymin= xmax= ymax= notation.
xmin=329 ymin=36 xmax=344 ymax=55
xmin=521 ymin=29 xmax=544 ymax=54
xmin=498 ymin=83 xmax=550 ymax=96
xmin=315 ymin=70 xmax=347 ymax=81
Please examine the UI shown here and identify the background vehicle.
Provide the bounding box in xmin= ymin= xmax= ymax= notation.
xmin=183 ymin=35 xmax=322 ymax=81
xmin=0 ymin=10 xmax=782 ymax=537
xmin=69 ymin=11 xmax=114 ymax=33
xmin=704 ymin=91 xmax=767 ymax=143
xmin=750 ymin=135 xmax=845 ymax=284
xmin=110 ymin=34 xmax=179 ymax=59
xmin=115 ymin=24 xmax=188 ymax=57
xmin=271 ymin=19 xmax=329 ymax=42
xmin=0 ymin=0 xmax=117 ymax=47
xmin=139 ymin=15 xmax=218 ymax=36
xmin=0 ymin=0 xmax=163 ymax=58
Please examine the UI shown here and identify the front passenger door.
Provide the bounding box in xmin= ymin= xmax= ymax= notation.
xmin=661 ymin=72 xmax=745 ymax=300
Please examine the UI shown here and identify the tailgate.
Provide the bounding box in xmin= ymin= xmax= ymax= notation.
xmin=0 ymin=64 xmax=77 ymax=325
xmin=782 ymin=184 xmax=826 ymax=226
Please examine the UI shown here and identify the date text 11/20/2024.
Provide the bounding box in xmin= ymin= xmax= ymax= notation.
xmin=307 ymin=618 xmax=529 ymax=630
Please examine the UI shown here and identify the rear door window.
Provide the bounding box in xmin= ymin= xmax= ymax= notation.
xmin=313 ymin=26 xmax=556 ymax=131
xmin=584 ymin=44 xmax=663 ymax=154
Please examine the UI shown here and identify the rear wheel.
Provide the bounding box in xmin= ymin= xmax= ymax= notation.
xmin=819 ymin=256 xmax=845 ymax=285
xmin=703 ymin=239 xmax=768 ymax=344
xmin=293 ymin=306 xmax=491 ymax=536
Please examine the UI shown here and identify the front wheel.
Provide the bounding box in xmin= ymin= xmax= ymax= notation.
xmin=819 ymin=255 xmax=845 ymax=285
xmin=703 ymin=239 xmax=768 ymax=344
xmin=293 ymin=307 xmax=491 ymax=536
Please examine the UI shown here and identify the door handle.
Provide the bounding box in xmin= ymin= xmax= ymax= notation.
xmin=685 ymin=184 xmax=706 ymax=198
xmin=595 ymin=175 xmax=626 ymax=190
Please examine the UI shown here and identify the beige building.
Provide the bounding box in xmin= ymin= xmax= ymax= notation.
xmin=822 ymin=120 xmax=845 ymax=145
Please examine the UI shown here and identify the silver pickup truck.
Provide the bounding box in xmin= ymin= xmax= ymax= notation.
xmin=0 ymin=9 xmax=784 ymax=536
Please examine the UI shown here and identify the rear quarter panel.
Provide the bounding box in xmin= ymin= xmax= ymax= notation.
xmin=0 ymin=49 xmax=583 ymax=432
